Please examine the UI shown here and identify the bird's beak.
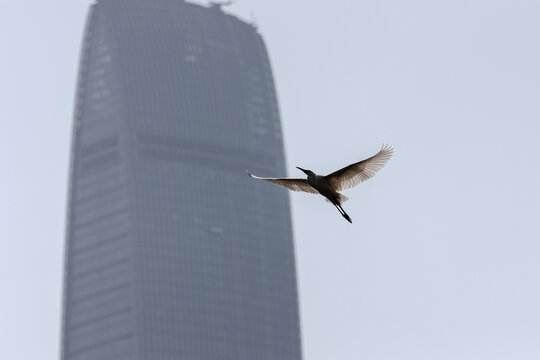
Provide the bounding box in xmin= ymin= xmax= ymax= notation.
xmin=296 ymin=167 xmax=307 ymax=174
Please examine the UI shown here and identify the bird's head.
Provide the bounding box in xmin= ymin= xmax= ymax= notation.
xmin=296 ymin=167 xmax=315 ymax=177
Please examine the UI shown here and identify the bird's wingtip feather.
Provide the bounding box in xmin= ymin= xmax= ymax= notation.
xmin=381 ymin=143 xmax=394 ymax=153
xmin=246 ymin=170 xmax=258 ymax=179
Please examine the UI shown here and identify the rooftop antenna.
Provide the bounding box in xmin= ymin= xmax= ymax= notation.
xmin=209 ymin=1 xmax=234 ymax=10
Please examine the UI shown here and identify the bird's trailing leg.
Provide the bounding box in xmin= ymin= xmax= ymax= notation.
xmin=338 ymin=204 xmax=353 ymax=223
xmin=333 ymin=203 xmax=352 ymax=223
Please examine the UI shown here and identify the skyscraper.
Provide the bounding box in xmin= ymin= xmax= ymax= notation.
xmin=60 ymin=1 xmax=302 ymax=359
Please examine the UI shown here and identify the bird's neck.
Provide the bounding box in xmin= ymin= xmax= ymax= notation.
xmin=306 ymin=173 xmax=318 ymax=185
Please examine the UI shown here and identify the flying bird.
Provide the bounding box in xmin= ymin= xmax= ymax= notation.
xmin=247 ymin=144 xmax=393 ymax=223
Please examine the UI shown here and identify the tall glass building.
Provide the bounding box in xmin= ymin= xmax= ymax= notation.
xmin=60 ymin=1 xmax=302 ymax=359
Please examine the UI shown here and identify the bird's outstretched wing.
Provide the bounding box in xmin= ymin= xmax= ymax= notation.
xmin=326 ymin=144 xmax=394 ymax=191
xmin=247 ymin=171 xmax=319 ymax=194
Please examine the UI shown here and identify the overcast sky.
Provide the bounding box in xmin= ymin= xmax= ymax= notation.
xmin=1 ymin=1 xmax=540 ymax=359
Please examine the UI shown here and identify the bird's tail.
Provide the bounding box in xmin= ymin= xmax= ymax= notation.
xmin=325 ymin=193 xmax=349 ymax=204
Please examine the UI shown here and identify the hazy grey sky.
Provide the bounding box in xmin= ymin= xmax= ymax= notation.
xmin=1 ymin=1 xmax=539 ymax=359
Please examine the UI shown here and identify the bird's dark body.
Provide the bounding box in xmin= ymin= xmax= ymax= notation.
xmin=304 ymin=171 xmax=352 ymax=223
xmin=307 ymin=175 xmax=339 ymax=203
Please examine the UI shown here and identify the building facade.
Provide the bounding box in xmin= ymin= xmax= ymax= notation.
xmin=60 ymin=1 xmax=302 ymax=359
